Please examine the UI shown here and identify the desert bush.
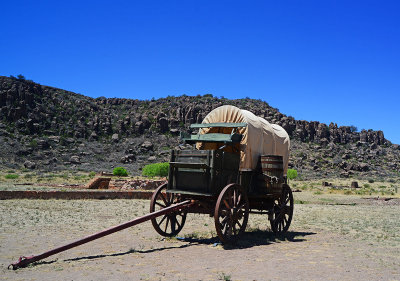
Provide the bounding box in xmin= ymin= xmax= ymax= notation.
xmin=287 ymin=169 xmax=298 ymax=182
xmin=142 ymin=162 xmax=169 ymax=177
xmin=88 ymin=171 xmax=96 ymax=178
xmin=5 ymin=174 xmax=19 ymax=179
xmin=368 ymin=178 xmax=375 ymax=183
xmin=113 ymin=167 xmax=128 ymax=177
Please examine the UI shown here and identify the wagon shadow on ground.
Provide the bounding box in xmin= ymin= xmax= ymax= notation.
xmin=173 ymin=230 xmax=316 ymax=250
xmin=25 ymin=243 xmax=193 ymax=268
xmin=224 ymin=230 xmax=316 ymax=250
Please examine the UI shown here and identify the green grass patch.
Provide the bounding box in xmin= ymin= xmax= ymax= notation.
xmin=142 ymin=162 xmax=169 ymax=177
xmin=5 ymin=174 xmax=19 ymax=179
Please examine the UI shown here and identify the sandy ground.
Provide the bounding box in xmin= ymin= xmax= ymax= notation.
xmin=1 ymin=193 xmax=399 ymax=281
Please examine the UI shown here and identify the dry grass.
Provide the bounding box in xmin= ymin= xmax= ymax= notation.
xmin=291 ymin=178 xmax=400 ymax=197
xmin=1 ymin=195 xmax=399 ymax=280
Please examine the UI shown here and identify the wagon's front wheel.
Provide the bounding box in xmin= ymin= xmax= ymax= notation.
xmin=214 ymin=184 xmax=249 ymax=244
xmin=150 ymin=183 xmax=187 ymax=237
xmin=270 ymin=184 xmax=293 ymax=234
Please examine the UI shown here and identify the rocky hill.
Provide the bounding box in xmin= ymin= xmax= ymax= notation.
xmin=0 ymin=75 xmax=399 ymax=180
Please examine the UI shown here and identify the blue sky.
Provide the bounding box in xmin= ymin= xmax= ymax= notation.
xmin=1 ymin=1 xmax=399 ymax=144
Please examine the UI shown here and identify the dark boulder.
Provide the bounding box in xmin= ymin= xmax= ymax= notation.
xmin=23 ymin=160 xmax=36 ymax=169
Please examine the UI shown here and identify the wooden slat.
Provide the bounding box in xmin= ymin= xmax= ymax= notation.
xmin=183 ymin=133 xmax=242 ymax=144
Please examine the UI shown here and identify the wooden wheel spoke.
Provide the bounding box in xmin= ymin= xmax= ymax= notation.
xmin=221 ymin=209 xmax=229 ymax=216
xmin=175 ymin=218 xmax=181 ymax=229
xmin=155 ymin=201 xmax=166 ymax=208
xmin=233 ymin=189 xmax=237 ymax=206
xmin=164 ymin=216 xmax=170 ymax=233
xmin=282 ymin=206 xmax=290 ymax=214
xmin=223 ymin=221 xmax=229 ymax=236
xmin=238 ymin=203 xmax=247 ymax=210
xmin=221 ymin=215 xmax=229 ymax=225
xmin=160 ymin=193 xmax=168 ymax=205
xmin=223 ymin=199 xmax=231 ymax=210
xmin=171 ymin=216 xmax=176 ymax=233
xmin=236 ymin=194 xmax=242 ymax=206
xmin=236 ymin=220 xmax=242 ymax=229
xmin=169 ymin=193 xmax=175 ymax=204
xmin=233 ymin=222 xmax=238 ymax=235
xmin=157 ymin=215 xmax=168 ymax=227
xmin=275 ymin=210 xmax=283 ymax=222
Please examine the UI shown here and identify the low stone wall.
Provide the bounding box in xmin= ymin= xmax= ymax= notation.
xmin=0 ymin=190 xmax=153 ymax=200
xmin=84 ymin=176 xmax=166 ymax=190
xmin=109 ymin=179 xmax=167 ymax=190
xmin=86 ymin=177 xmax=111 ymax=189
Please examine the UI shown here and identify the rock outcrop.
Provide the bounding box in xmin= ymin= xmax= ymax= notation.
xmin=0 ymin=75 xmax=399 ymax=179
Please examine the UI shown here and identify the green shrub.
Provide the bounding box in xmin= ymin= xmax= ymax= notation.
xmin=142 ymin=162 xmax=169 ymax=177
xmin=113 ymin=167 xmax=128 ymax=177
xmin=5 ymin=174 xmax=19 ymax=179
xmin=88 ymin=171 xmax=96 ymax=178
xmin=368 ymin=178 xmax=375 ymax=183
xmin=287 ymin=169 xmax=298 ymax=183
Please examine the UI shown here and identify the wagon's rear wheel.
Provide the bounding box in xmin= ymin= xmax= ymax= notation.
xmin=270 ymin=184 xmax=293 ymax=234
xmin=150 ymin=183 xmax=187 ymax=237
xmin=214 ymin=184 xmax=249 ymax=244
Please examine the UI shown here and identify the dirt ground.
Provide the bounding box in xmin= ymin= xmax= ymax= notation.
xmin=1 ymin=192 xmax=399 ymax=281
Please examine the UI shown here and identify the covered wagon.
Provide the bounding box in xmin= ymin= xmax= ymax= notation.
xmin=150 ymin=105 xmax=294 ymax=243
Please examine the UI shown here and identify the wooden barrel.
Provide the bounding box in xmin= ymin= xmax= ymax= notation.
xmin=261 ymin=155 xmax=283 ymax=194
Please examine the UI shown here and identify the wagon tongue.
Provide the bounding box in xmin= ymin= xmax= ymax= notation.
xmin=9 ymin=200 xmax=193 ymax=270
xmin=8 ymin=256 xmax=36 ymax=270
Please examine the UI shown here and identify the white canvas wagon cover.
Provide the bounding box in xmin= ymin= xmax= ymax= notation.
xmin=196 ymin=105 xmax=290 ymax=174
